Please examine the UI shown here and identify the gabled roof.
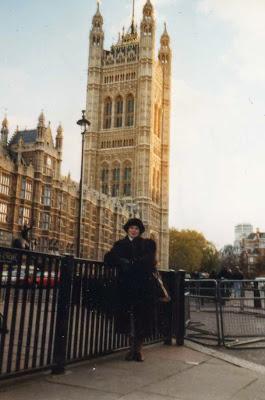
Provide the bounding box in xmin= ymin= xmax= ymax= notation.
xmin=9 ymin=130 xmax=37 ymax=146
xmin=247 ymin=232 xmax=265 ymax=240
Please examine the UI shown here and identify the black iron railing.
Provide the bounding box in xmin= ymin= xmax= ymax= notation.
xmin=0 ymin=247 xmax=186 ymax=380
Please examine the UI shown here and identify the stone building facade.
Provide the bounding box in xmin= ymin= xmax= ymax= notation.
xmin=0 ymin=114 xmax=129 ymax=260
xmin=0 ymin=0 xmax=171 ymax=266
xmin=241 ymin=229 xmax=265 ymax=274
xmin=85 ymin=0 xmax=171 ymax=266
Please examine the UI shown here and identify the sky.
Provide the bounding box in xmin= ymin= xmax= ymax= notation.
xmin=1 ymin=0 xmax=265 ymax=249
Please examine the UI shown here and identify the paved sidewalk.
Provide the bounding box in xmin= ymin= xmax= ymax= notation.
xmin=0 ymin=344 xmax=265 ymax=400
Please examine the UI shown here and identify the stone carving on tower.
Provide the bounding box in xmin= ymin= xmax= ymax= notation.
xmin=85 ymin=0 xmax=172 ymax=267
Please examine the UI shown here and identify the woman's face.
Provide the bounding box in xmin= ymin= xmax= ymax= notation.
xmin=128 ymin=225 xmax=140 ymax=238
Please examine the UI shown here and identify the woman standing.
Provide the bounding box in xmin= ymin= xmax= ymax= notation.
xmin=104 ymin=218 xmax=161 ymax=362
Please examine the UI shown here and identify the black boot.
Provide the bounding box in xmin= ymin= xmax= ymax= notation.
xmin=125 ymin=336 xmax=135 ymax=361
xmin=134 ymin=339 xmax=144 ymax=362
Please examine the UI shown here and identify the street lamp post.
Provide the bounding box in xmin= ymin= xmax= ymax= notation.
xmin=76 ymin=110 xmax=90 ymax=258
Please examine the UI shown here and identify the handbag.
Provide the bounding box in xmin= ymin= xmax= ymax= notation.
xmin=152 ymin=272 xmax=171 ymax=303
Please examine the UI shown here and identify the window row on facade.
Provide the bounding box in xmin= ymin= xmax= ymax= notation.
xmin=0 ymin=174 xmax=34 ymax=200
xmin=0 ymin=202 xmax=7 ymax=223
xmin=104 ymin=72 xmax=136 ymax=84
xmin=104 ymin=54 xmax=138 ymax=66
xmin=101 ymin=165 xmax=132 ymax=197
xmin=103 ymin=94 xmax=135 ymax=129
xmin=101 ymin=138 xmax=134 ymax=149
xmin=0 ymin=173 xmax=10 ymax=196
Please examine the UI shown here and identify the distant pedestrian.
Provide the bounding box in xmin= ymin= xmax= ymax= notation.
xmin=231 ymin=266 xmax=244 ymax=298
xmin=217 ymin=266 xmax=232 ymax=302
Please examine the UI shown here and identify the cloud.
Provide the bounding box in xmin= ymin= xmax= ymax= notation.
xmin=197 ymin=0 xmax=265 ymax=83
xmin=169 ymin=77 xmax=265 ymax=248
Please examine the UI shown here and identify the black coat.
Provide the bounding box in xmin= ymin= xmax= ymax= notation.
xmin=104 ymin=236 xmax=158 ymax=336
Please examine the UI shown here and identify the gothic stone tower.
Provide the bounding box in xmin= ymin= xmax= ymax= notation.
xmin=85 ymin=0 xmax=171 ymax=267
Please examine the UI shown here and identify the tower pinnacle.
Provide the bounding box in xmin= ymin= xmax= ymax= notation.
xmin=131 ymin=0 xmax=136 ymax=34
xmin=1 ymin=115 xmax=9 ymax=146
xmin=2 ymin=115 xmax=8 ymax=128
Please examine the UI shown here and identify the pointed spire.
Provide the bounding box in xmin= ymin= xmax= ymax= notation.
xmin=131 ymin=0 xmax=136 ymax=34
xmin=1 ymin=115 xmax=9 ymax=146
xmin=56 ymin=123 xmax=63 ymax=137
xmin=143 ymin=0 xmax=154 ymax=17
xmin=2 ymin=115 xmax=8 ymax=128
xmin=96 ymin=0 xmax=101 ymax=15
xmin=160 ymin=22 xmax=170 ymax=46
xmin=38 ymin=111 xmax=45 ymax=127
xmin=163 ymin=22 xmax=168 ymax=36
xmin=92 ymin=0 xmax=103 ymax=28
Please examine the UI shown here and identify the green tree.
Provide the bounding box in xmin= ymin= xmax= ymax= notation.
xmin=169 ymin=229 xmax=218 ymax=273
xmin=201 ymin=242 xmax=219 ymax=273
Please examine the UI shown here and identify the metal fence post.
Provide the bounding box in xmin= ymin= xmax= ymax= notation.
xmin=175 ymin=270 xmax=186 ymax=346
xmin=254 ymin=281 xmax=262 ymax=309
xmin=52 ymin=255 xmax=74 ymax=374
xmin=162 ymin=270 xmax=176 ymax=345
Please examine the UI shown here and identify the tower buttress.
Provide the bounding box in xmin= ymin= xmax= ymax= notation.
xmin=85 ymin=2 xmax=104 ymax=187
xmin=89 ymin=1 xmax=104 ymax=67
xmin=56 ymin=124 xmax=63 ymax=154
xmin=158 ymin=23 xmax=172 ymax=268
xmin=135 ymin=1 xmax=156 ymax=202
xmin=56 ymin=124 xmax=63 ymax=176
xmin=139 ymin=0 xmax=155 ymax=61
xmin=159 ymin=23 xmax=171 ymax=72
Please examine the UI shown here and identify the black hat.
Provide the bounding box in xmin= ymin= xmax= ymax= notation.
xmin=123 ymin=218 xmax=145 ymax=234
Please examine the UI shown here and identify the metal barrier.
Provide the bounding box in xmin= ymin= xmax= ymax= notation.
xmin=219 ymin=280 xmax=265 ymax=349
xmin=0 ymin=247 xmax=186 ymax=379
xmin=185 ymin=280 xmax=221 ymax=346
xmin=185 ymin=279 xmax=265 ymax=349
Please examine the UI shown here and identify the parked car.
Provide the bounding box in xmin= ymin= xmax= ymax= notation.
xmin=36 ymin=271 xmax=59 ymax=288
xmin=1 ymin=266 xmax=35 ymax=286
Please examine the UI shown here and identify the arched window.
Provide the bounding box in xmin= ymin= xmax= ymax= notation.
xmin=103 ymin=97 xmax=112 ymax=129
xmin=112 ymin=165 xmax=120 ymax=197
xmin=126 ymin=94 xmax=134 ymax=127
xmin=123 ymin=164 xmax=132 ymax=196
xmin=101 ymin=165 xmax=109 ymax=195
xmin=115 ymin=96 xmax=123 ymax=128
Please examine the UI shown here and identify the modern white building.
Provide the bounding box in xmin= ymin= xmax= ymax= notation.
xmin=234 ymin=223 xmax=253 ymax=253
